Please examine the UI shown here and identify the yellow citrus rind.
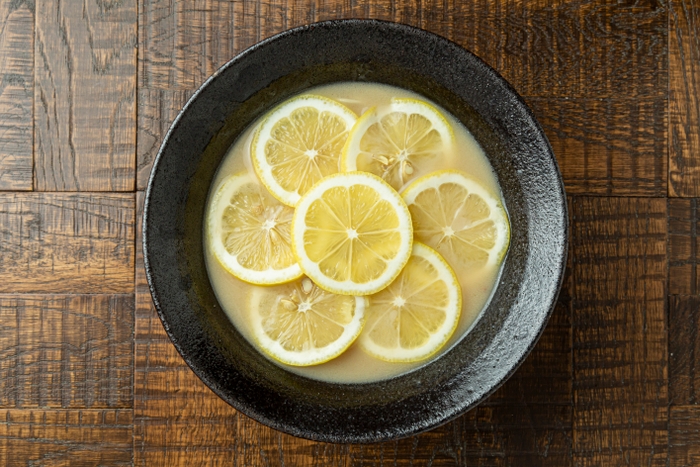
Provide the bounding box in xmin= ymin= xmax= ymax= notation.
xmin=249 ymin=277 xmax=365 ymax=366
xmin=341 ymin=97 xmax=455 ymax=190
xmin=291 ymin=171 xmax=413 ymax=296
xmin=252 ymin=94 xmax=357 ymax=207
xmin=206 ymin=172 xmax=302 ymax=285
xmin=359 ymin=242 xmax=462 ymax=362
xmin=401 ymin=169 xmax=510 ymax=274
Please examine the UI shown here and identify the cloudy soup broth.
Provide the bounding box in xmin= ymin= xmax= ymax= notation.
xmin=204 ymin=82 xmax=506 ymax=383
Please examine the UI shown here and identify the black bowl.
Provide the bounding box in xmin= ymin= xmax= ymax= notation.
xmin=143 ymin=19 xmax=568 ymax=443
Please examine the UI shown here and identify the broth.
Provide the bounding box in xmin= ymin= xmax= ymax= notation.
xmin=204 ymin=82 xmax=504 ymax=383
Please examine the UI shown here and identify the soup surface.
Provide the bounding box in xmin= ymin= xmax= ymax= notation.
xmin=204 ymin=82 xmax=505 ymax=383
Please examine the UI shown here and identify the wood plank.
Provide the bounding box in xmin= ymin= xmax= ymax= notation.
xmin=258 ymin=0 xmax=317 ymax=41
xmin=0 ymin=295 xmax=133 ymax=408
xmin=451 ymin=0 xmax=667 ymax=99
xmin=137 ymin=90 xmax=192 ymax=190
xmin=133 ymin=294 xmax=232 ymax=419
xmin=669 ymin=0 xmax=700 ymax=197
xmin=528 ymin=97 xmax=666 ymax=197
xmin=0 ymin=193 xmax=134 ymax=293
xmin=140 ymin=0 xmax=665 ymax=101
xmin=669 ymin=198 xmax=699 ymax=295
xmin=140 ymin=0 xmax=435 ymax=90
xmin=137 ymin=2 xmax=667 ymax=199
xmin=139 ymin=0 xmax=347 ymax=90
xmin=669 ymin=295 xmax=700 ymax=405
xmin=34 ymin=0 xmax=136 ymax=191
xmin=0 ymin=409 xmax=132 ymax=466
xmin=340 ymin=0 xmax=668 ymax=103
xmin=0 ymin=0 xmax=33 ymax=190
xmin=670 ymin=405 xmax=700 ymax=467
xmin=417 ymin=0 xmax=457 ymax=41
xmin=571 ymin=197 xmax=668 ymax=466
xmin=139 ymin=0 xmax=238 ymax=90
xmin=137 ymin=0 xmax=668 ymax=195
xmin=137 ymin=421 xmax=349 ymax=467
xmin=136 ymin=191 xmax=148 ymax=294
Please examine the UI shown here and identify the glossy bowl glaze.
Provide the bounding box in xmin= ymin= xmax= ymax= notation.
xmin=143 ymin=19 xmax=568 ymax=443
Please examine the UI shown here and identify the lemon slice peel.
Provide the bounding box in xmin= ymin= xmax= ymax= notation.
xmin=341 ymin=97 xmax=455 ymax=190
xmin=359 ymin=242 xmax=462 ymax=362
xmin=401 ymin=169 xmax=510 ymax=272
xmin=252 ymin=94 xmax=358 ymax=207
xmin=250 ymin=278 xmax=365 ymax=366
xmin=207 ymin=172 xmax=302 ymax=285
xmin=292 ymin=171 xmax=413 ymax=296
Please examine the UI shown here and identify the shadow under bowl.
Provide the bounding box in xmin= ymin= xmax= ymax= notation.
xmin=143 ymin=19 xmax=568 ymax=443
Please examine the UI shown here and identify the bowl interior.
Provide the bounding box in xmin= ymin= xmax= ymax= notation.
xmin=144 ymin=19 xmax=568 ymax=443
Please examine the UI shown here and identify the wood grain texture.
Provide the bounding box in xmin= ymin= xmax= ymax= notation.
xmin=136 ymin=191 xmax=147 ymax=294
xmin=669 ymin=0 xmax=700 ymax=197
xmin=0 ymin=409 xmax=132 ymax=466
xmin=137 ymin=90 xmax=192 ymax=189
xmin=669 ymin=198 xmax=699 ymax=295
xmin=7 ymin=0 xmax=687 ymax=462
xmin=34 ymin=0 xmax=136 ymax=191
xmin=137 ymin=1 xmax=668 ymax=198
xmin=453 ymin=0 xmax=667 ymax=100
xmin=0 ymin=193 xmax=134 ymax=293
xmin=528 ymin=97 xmax=667 ymax=196
xmin=139 ymin=0 xmax=666 ymax=100
xmin=670 ymin=295 xmax=700 ymax=406
xmin=0 ymin=295 xmax=133 ymax=409
xmin=0 ymin=0 xmax=34 ymax=190
xmin=139 ymin=0 xmax=238 ymax=89
xmin=670 ymin=405 xmax=700 ymax=467
xmin=571 ymin=197 xmax=668 ymax=466
xmin=133 ymin=296 xmax=231 ymax=420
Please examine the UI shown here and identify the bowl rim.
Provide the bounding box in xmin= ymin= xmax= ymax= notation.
xmin=143 ymin=18 xmax=569 ymax=443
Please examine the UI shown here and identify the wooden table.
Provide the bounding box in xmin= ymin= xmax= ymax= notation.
xmin=0 ymin=0 xmax=698 ymax=465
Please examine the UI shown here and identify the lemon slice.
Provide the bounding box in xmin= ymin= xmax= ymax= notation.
xmin=359 ymin=243 xmax=461 ymax=362
xmin=206 ymin=172 xmax=302 ymax=285
xmin=401 ymin=170 xmax=510 ymax=274
xmin=251 ymin=94 xmax=357 ymax=206
xmin=292 ymin=172 xmax=413 ymax=296
xmin=249 ymin=277 xmax=365 ymax=366
xmin=341 ymin=98 xmax=455 ymax=190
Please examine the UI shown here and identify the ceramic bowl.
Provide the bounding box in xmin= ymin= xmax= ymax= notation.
xmin=143 ymin=19 xmax=568 ymax=443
